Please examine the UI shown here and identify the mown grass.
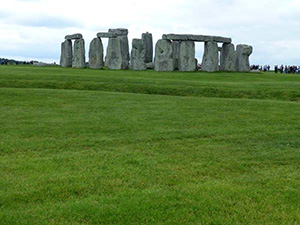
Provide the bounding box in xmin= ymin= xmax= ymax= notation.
xmin=0 ymin=65 xmax=300 ymax=101
xmin=1 ymin=66 xmax=300 ymax=224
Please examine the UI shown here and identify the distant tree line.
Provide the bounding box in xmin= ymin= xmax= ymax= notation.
xmin=0 ymin=58 xmax=39 ymax=65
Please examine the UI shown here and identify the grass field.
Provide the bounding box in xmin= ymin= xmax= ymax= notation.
xmin=1 ymin=65 xmax=300 ymax=224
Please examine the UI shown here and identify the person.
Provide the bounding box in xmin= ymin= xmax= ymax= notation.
xmin=274 ymin=65 xmax=278 ymax=73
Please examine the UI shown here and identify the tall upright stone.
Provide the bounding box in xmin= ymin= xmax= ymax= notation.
xmin=142 ymin=32 xmax=153 ymax=63
xmin=72 ymin=39 xmax=86 ymax=68
xmin=105 ymin=28 xmax=129 ymax=70
xmin=220 ymin=43 xmax=235 ymax=71
xmin=202 ymin=41 xmax=219 ymax=72
xmin=130 ymin=39 xmax=147 ymax=70
xmin=172 ymin=41 xmax=180 ymax=70
xmin=60 ymin=40 xmax=72 ymax=67
xmin=89 ymin=38 xmax=104 ymax=69
xmin=154 ymin=39 xmax=174 ymax=72
xmin=235 ymin=44 xmax=253 ymax=72
xmin=178 ymin=41 xmax=196 ymax=71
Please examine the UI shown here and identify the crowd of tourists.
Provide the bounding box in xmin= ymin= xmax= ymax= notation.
xmin=251 ymin=64 xmax=300 ymax=74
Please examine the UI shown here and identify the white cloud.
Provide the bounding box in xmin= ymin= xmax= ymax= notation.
xmin=0 ymin=0 xmax=300 ymax=66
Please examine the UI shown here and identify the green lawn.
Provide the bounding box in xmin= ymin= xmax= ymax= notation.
xmin=1 ymin=66 xmax=300 ymax=224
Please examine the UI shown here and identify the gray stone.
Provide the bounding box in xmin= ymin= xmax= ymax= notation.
xmin=60 ymin=40 xmax=72 ymax=67
xmin=130 ymin=39 xmax=147 ymax=70
xmin=154 ymin=39 xmax=174 ymax=72
xmin=65 ymin=33 xmax=83 ymax=40
xmin=220 ymin=43 xmax=235 ymax=71
xmin=89 ymin=38 xmax=104 ymax=69
xmin=163 ymin=34 xmax=231 ymax=44
xmin=142 ymin=32 xmax=153 ymax=63
xmin=172 ymin=41 xmax=180 ymax=70
xmin=108 ymin=28 xmax=128 ymax=36
xmin=72 ymin=39 xmax=86 ymax=68
xmin=178 ymin=41 xmax=196 ymax=72
xmin=105 ymin=37 xmax=129 ymax=70
xmin=201 ymin=41 xmax=219 ymax=72
xmin=97 ymin=32 xmax=118 ymax=38
xmin=146 ymin=62 xmax=154 ymax=69
xmin=235 ymin=44 xmax=253 ymax=72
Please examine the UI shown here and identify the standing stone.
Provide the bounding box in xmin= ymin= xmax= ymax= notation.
xmin=235 ymin=44 xmax=253 ymax=72
xmin=72 ymin=39 xmax=86 ymax=68
xmin=178 ymin=41 xmax=196 ymax=71
xmin=142 ymin=32 xmax=153 ymax=63
xmin=60 ymin=40 xmax=72 ymax=67
xmin=154 ymin=39 xmax=174 ymax=72
xmin=202 ymin=41 xmax=219 ymax=72
xmin=220 ymin=43 xmax=235 ymax=71
xmin=104 ymin=28 xmax=129 ymax=70
xmin=172 ymin=41 xmax=180 ymax=70
xmin=89 ymin=38 xmax=104 ymax=69
xmin=105 ymin=37 xmax=125 ymax=70
xmin=130 ymin=39 xmax=147 ymax=70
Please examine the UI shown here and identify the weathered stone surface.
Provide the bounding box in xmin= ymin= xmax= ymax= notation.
xmin=142 ymin=32 xmax=153 ymax=63
xmin=60 ymin=40 xmax=72 ymax=67
xmin=105 ymin=37 xmax=129 ymax=70
xmin=154 ymin=39 xmax=174 ymax=72
xmin=108 ymin=28 xmax=128 ymax=36
xmin=235 ymin=44 xmax=253 ymax=72
xmin=118 ymin=35 xmax=130 ymax=65
xmin=163 ymin=34 xmax=231 ymax=44
xmin=178 ymin=41 xmax=196 ymax=71
xmin=130 ymin=39 xmax=147 ymax=70
xmin=146 ymin=62 xmax=154 ymax=69
xmin=172 ymin=41 xmax=180 ymax=70
xmin=72 ymin=39 xmax=86 ymax=68
xmin=89 ymin=38 xmax=104 ymax=69
xmin=220 ymin=43 xmax=235 ymax=71
xmin=97 ymin=32 xmax=118 ymax=38
xmin=65 ymin=33 xmax=83 ymax=40
xmin=201 ymin=41 xmax=219 ymax=72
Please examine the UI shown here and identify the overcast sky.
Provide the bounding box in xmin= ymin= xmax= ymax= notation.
xmin=1 ymin=0 xmax=300 ymax=66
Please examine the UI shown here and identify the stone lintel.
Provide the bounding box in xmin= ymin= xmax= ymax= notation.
xmin=65 ymin=33 xmax=83 ymax=40
xmin=162 ymin=34 xmax=231 ymax=43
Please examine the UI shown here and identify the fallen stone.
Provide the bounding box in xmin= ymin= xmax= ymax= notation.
xmin=172 ymin=41 xmax=180 ymax=70
xmin=201 ymin=41 xmax=219 ymax=72
xmin=142 ymin=32 xmax=153 ymax=63
xmin=220 ymin=43 xmax=235 ymax=71
xmin=154 ymin=39 xmax=174 ymax=72
xmin=89 ymin=38 xmax=104 ymax=69
xmin=163 ymin=34 xmax=232 ymax=43
xmin=72 ymin=39 xmax=86 ymax=68
xmin=178 ymin=41 xmax=196 ymax=72
xmin=65 ymin=33 xmax=83 ymax=40
xmin=235 ymin=44 xmax=253 ymax=72
xmin=146 ymin=62 xmax=154 ymax=69
xmin=130 ymin=39 xmax=147 ymax=70
xmin=60 ymin=40 xmax=72 ymax=67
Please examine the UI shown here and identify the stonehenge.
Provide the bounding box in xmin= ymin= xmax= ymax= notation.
xmin=220 ymin=43 xmax=235 ymax=71
xmin=178 ymin=41 xmax=196 ymax=71
xmin=60 ymin=30 xmax=253 ymax=72
xmin=235 ymin=45 xmax=253 ymax=72
xmin=97 ymin=28 xmax=130 ymax=70
xmin=202 ymin=41 xmax=219 ymax=72
xmin=60 ymin=33 xmax=85 ymax=68
xmin=142 ymin=32 xmax=153 ymax=63
xmin=130 ymin=39 xmax=147 ymax=70
xmin=89 ymin=38 xmax=104 ymax=69
xmin=154 ymin=39 xmax=174 ymax=71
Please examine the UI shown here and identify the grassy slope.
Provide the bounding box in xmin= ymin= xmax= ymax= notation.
xmin=1 ymin=66 xmax=300 ymax=224
xmin=0 ymin=65 xmax=300 ymax=101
